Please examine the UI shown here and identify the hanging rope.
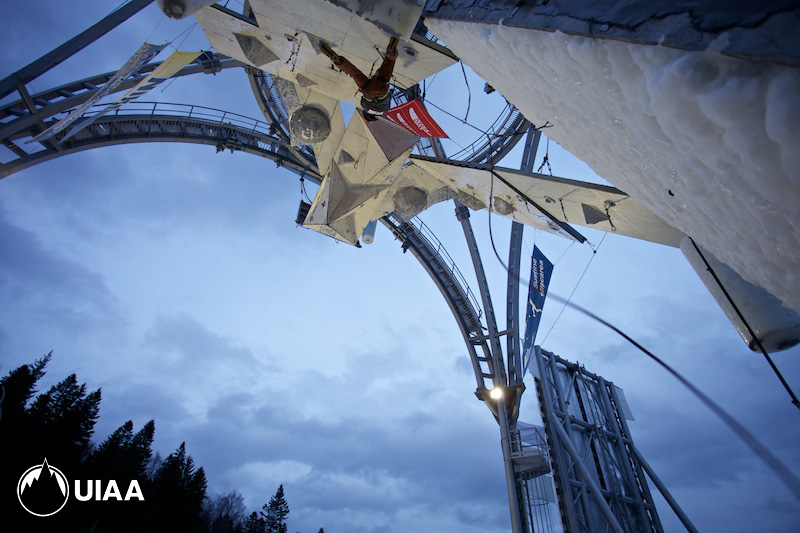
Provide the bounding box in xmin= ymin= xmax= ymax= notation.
xmin=688 ymin=238 xmax=799 ymax=410
xmin=460 ymin=61 xmax=471 ymax=123
xmin=537 ymin=137 xmax=553 ymax=175
xmin=299 ymin=175 xmax=312 ymax=204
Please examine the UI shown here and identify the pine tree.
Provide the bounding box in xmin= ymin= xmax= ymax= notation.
xmin=83 ymin=419 xmax=155 ymax=532
xmin=149 ymin=442 xmax=208 ymax=532
xmin=0 ymin=353 xmax=51 ymax=477
xmin=0 ymin=354 xmax=100 ymax=529
xmin=261 ymin=485 xmax=290 ymax=533
xmin=243 ymin=511 xmax=266 ymax=533
xmin=27 ymin=372 xmax=102 ymax=465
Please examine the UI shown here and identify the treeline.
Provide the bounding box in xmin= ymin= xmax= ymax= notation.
xmin=0 ymin=353 xmax=323 ymax=532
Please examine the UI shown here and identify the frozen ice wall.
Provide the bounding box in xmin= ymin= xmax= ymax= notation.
xmin=427 ymin=19 xmax=800 ymax=313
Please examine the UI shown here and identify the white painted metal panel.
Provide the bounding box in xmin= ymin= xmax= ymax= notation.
xmin=412 ymin=159 xmax=580 ymax=241
xmin=497 ymin=168 xmax=684 ymax=246
xmin=303 ymin=113 xmax=414 ymax=245
xmin=195 ymin=1 xmax=457 ymax=108
xmin=411 ymin=159 xmax=684 ymax=246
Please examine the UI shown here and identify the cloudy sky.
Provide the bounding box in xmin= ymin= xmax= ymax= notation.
xmin=2 ymin=2 xmax=799 ymax=531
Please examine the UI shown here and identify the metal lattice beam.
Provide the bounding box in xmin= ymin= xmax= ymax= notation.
xmin=0 ymin=0 xmax=155 ymax=100
xmin=0 ymin=54 xmax=244 ymax=145
xmin=534 ymin=348 xmax=668 ymax=533
xmin=0 ymin=111 xmax=316 ymax=180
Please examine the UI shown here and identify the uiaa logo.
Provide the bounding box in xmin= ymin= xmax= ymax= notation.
xmin=17 ymin=458 xmax=69 ymax=517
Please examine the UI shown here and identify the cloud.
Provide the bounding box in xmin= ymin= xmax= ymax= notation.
xmin=0 ymin=205 xmax=123 ymax=363
xmin=144 ymin=313 xmax=262 ymax=368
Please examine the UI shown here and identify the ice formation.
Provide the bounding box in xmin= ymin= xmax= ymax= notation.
xmin=427 ymin=20 xmax=800 ymax=313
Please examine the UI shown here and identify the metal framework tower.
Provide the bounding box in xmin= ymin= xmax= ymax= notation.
xmin=534 ymin=348 xmax=663 ymax=533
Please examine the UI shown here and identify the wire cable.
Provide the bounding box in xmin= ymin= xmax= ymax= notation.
xmin=540 ymin=233 xmax=606 ymax=345
xmin=688 ymin=238 xmax=800 ymax=410
xmin=546 ymin=291 xmax=800 ymax=501
xmin=460 ymin=61 xmax=471 ymax=123
xmin=483 ymin=217 xmax=800 ymax=500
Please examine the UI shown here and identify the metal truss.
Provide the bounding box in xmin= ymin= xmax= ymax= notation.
xmin=534 ymin=348 xmax=667 ymax=533
xmin=381 ymin=213 xmax=498 ymax=392
xmin=0 ymin=0 xmax=155 ymax=100
xmin=0 ymin=54 xmax=244 ymax=158
xmin=0 ymin=102 xmax=314 ymax=179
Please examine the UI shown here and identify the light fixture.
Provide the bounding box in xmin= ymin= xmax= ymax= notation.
xmin=489 ymin=387 xmax=503 ymax=400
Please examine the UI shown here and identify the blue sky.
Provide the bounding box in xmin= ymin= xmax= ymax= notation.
xmin=2 ymin=2 xmax=799 ymax=531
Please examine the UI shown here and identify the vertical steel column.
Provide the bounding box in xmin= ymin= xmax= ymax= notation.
xmin=535 ymin=347 xmax=580 ymax=533
xmin=507 ymin=222 xmax=524 ymax=386
xmin=507 ymin=125 xmax=541 ymax=387
xmin=456 ymin=202 xmax=523 ymax=533
xmin=537 ymin=348 xmax=590 ymax=532
xmin=519 ymin=126 xmax=541 ymax=174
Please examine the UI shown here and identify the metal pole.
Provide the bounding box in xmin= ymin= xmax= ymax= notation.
xmin=631 ymin=444 xmax=699 ymax=533
xmin=455 ymin=202 xmax=523 ymax=533
xmin=506 ymin=125 xmax=540 ymax=386
xmin=550 ymin=418 xmax=625 ymax=533
xmin=0 ymin=0 xmax=155 ymax=100
xmin=507 ymin=221 xmax=524 ymax=386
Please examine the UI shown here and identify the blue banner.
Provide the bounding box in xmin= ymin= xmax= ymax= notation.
xmin=522 ymin=246 xmax=553 ymax=378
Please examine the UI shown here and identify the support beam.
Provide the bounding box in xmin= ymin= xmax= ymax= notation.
xmin=631 ymin=444 xmax=699 ymax=533
xmin=456 ymin=202 xmax=523 ymax=533
xmin=506 ymin=126 xmax=540 ymax=387
xmin=507 ymin=222 xmax=523 ymax=386
xmin=0 ymin=0 xmax=155 ymax=100
xmin=549 ymin=396 xmax=625 ymax=533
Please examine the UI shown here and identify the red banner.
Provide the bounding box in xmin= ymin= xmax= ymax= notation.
xmin=384 ymin=100 xmax=448 ymax=138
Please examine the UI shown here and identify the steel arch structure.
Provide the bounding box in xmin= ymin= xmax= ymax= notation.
xmin=0 ymin=103 xmax=315 ymax=180
xmin=0 ymin=94 xmax=496 ymax=403
xmin=0 ymin=7 xmax=539 ymax=530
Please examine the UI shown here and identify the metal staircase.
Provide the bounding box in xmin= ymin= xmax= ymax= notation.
xmin=381 ymin=212 xmax=498 ymax=392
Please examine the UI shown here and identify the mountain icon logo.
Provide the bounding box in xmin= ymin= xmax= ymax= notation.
xmin=17 ymin=458 xmax=70 ymax=517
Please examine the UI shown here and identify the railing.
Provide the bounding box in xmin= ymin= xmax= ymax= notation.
xmin=59 ymin=101 xmax=274 ymax=136
xmin=448 ymin=103 xmax=528 ymax=164
xmin=511 ymin=424 xmax=548 ymax=456
xmin=389 ymin=212 xmax=483 ymax=320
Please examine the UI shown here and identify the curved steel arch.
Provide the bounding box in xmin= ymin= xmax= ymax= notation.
xmin=0 ymin=53 xmax=244 ymax=153
xmin=382 ymin=213 xmax=496 ymax=393
xmin=0 ymin=109 xmax=316 ymax=180
xmin=0 ymin=101 xmax=495 ymax=399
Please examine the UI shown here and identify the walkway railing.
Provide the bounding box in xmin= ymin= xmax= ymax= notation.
xmin=387 ymin=212 xmax=483 ymax=321
xmin=448 ymin=103 xmax=528 ymax=164
xmin=69 ymin=101 xmax=274 ymax=136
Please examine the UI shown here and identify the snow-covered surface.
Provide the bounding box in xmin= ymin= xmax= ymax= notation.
xmin=427 ymin=19 xmax=800 ymax=313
